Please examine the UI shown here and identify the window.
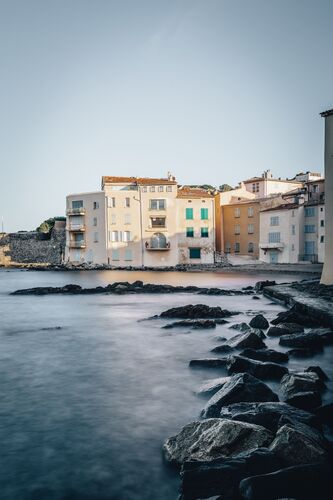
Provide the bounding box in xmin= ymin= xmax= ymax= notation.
xmin=252 ymin=183 xmax=256 ymax=193
xmin=247 ymin=207 xmax=254 ymax=217
xmin=304 ymin=225 xmax=315 ymax=233
xmin=94 ymin=232 xmax=99 ymax=243
xmin=150 ymin=217 xmax=166 ymax=228
xmin=305 ymin=207 xmax=315 ymax=217
xmin=111 ymin=213 xmax=116 ymax=225
xmin=158 ymin=186 xmax=164 ymax=192
xmin=291 ymin=225 xmax=295 ymax=235
xmin=149 ymin=186 xmax=155 ymax=192
xmin=149 ymin=199 xmax=166 ymax=210
xmin=142 ymin=186 xmax=147 ymax=193
xmin=234 ymin=224 xmax=240 ymax=235
xmin=166 ymin=185 xmax=172 ymax=192
xmin=108 ymin=197 xmax=116 ymax=208
xmin=186 ymin=227 xmax=194 ymax=237
xmin=234 ymin=208 xmax=241 ymax=218
xmin=93 ymin=217 xmax=97 ymax=226
xmin=268 ymin=232 xmax=281 ymax=243
xmin=72 ymin=200 xmax=83 ymax=209
xmin=186 ymin=208 xmax=193 ymax=220
xmin=304 ymin=241 xmax=315 ymax=255
xmin=123 ymin=231 xmax=131 ymax=242
xmin=320 ymin=220 xmax=324 ymax=227
xmin=248 ymin=242 xmax=254 ymax=253
xmin=320 ymin=207 xmax=323 ymax=212
xmin=291 ymin=244 xmax=295 ymax=251
xmin=125 ymin=197 xmax=130 ymax=208
xmin=320 ymin=235 xmax=325 ymax=243
xmin=111 ymin=249 xmax=120 ymax=261
xmin=201 ymin=208 xmax=208 ymax=220
xmin=124 ymin=249 xmax=132 ymax=261
xmin=124 ymin=213 xmax=131 ymax=225
xmin=189 ymin=247 xmax=201 ymax=259
xmin=225 ymin=243 xmax=231 ymax=253
xmin=270 ymin=216 xmax=279 ymax=226
xmin=201 ymin=227 xmax=209 ymax=238
xmin=248 ymin=224 xmax=254 ymax=234
xmin=234 ymin=242 xmax=240 ymax=253
xmin=93 ymin=201 xmax=99 ymax=209
xmin=111 ymin=231 xmax=120 ymax=242
xmin=291 ymin=210 xmax=295 ymax=217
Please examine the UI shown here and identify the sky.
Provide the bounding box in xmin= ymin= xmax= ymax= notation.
xmin=0 ymin=0 xmax=332 ymax=232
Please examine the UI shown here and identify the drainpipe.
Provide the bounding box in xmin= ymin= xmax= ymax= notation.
xmin=138 ymin=184 xmax=144 ymax=269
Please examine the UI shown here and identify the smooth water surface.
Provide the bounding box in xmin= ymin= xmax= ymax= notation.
xmin=0 ymin=269 xmax=331 ymax=499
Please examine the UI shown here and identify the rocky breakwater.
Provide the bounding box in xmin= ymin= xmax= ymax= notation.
xmin=158 ymin=291 xmax=333 ymax=499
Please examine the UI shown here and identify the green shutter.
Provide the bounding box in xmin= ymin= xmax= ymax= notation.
xmin=189 ymin=247 xmax=201 ymax=259
xmin=186 ymin=207 xmax=193 ymax=220
xmin=201 ymin=208 xmax=208 ymax=220
xmin=186 ymin=227 xmax=194 ymax=237
xmin=201 ymin=227 xmax=209 ymax=237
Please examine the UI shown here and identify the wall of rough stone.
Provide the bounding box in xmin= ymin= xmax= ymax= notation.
xmin=0 ymin=222 xmax=66 ymax=265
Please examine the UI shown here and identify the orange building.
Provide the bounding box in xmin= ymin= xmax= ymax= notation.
xmin=221 ymin=200 xmax=261 ymax=257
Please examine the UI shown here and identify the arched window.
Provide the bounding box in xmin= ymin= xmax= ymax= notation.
xmin=248 ymin=242 xmax=254 ymax=253
xmin=151 ymin=232 xmax=167 ymax=249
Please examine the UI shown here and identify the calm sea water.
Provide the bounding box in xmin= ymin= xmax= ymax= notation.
xmin=0 ymin=269 xmax=331 ymax=500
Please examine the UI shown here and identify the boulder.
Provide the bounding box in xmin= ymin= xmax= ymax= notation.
xmin=305 ymin=366 xmax=329 ymax=381
xmin=180 ymin=449 xmax=283 ymax=500
xmin=163 ymin=319 xmax=216 ymax=329
xmin=280 ymin=372 xmax=323 ymax=410
xmin=219 ymin=402 xmax=318 ymax=433
xmin=202 ymin=373 xmax=278 ymax=418
xmin=252 ymin=295 xmax=260 ymax=300
xmin=251 ymin=328 xmax=266 ymax=339
xmin=285 ymin=391 xmax=322 ymax=410
xmin=287 ymin=347 xmax=323 ymax=358
xmin=267 ymin=323 xmax=304 ymax=337
xmin=212 ymin=331 xmax=266 ymax=353
xmin=239 ymin=348 xmax=289 ymax=364
xmin=159 ymin=304 xmax=236 ymax=319
xmin=307 ymin=327 xmax=333 ymax=345
xmin=197 ymin=377 xmax=230 ymax=396
xmin=254 ymin=280 xmax=276 ymax=292
xmin=269 ymin=423 xmax=327 ymax=465
xmin=227 ymin=355 xmax=288 ymax=380
xmin=239 ymin=463 xmax=333 ymax=500
xmin=189 ymin=358 xmax=228 ymax=368
xmin=279 ymin=331 xmax=323 ymax=349
xmin=249 ymin=314 xmax=269 ymax=329
xmin=163 ymin=418 xmax=273 ymax=465
xmin=271 ymin=305 xmax=321 ymax=327
xmin=229 ymin=323 xmax=251 ymax=332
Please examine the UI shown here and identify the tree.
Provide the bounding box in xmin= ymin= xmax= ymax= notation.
xmin=36 ymin=216 xmax=66 ymax=233
xmin=219 ymin=184 xmax=233 ymax=192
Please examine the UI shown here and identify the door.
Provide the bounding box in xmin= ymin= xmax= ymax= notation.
xmin=270 ymin=251 xmax=279 ymax=264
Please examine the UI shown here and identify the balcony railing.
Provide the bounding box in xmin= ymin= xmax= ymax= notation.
xmin=259 ymin=242 xmax=284 ymax=250
xmin=67 ymin=207 xmax=86 ymax=215
xmin=69 ymin=241 xmax=86 ymax=248
xmin=145 ymin=240 xmax=170 ymax=251
xmin=298 ymin=254 xmax=318 ymax=263
xmin=66 ymin=223 xmax=85 ymax=232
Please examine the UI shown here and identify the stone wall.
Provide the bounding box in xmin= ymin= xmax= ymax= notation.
xmin=0 ymin=221 xmax=66 ymax=266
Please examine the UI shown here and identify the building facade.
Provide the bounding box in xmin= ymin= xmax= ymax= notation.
xmin=243 ymin=170 xmax=303 ymax=199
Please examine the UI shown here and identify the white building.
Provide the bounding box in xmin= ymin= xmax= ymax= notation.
xmin=243 ymin=170 xmax=303 ymax=199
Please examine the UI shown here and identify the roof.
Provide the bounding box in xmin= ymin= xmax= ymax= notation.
xmin=260 ymin=203 xmax=299 ymax=213
xmin=320 ymin=109 xmax=333 ymax=118
xmin=223 ymin=198 xmax=261 ymax=207
xmin=243 ymin=177 xmax=303 ymax=184
xmin=176 ymin=186 xmax=214 ymax=199
xmin=102 ymin=176 xmax=177 ymax=186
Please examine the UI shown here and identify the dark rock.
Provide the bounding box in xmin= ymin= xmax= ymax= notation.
xmin=227 ymin=355 xmax=288 ymax=380
xmin=160 ymin=304 xmax=236 ymax=319
xmin=251 ymin=328 xmax=266 ymax=339
xmin=202 ymin=373 xmax=278 ymax=418
xmin=212 ymin=331 xmax=266 ymax=353
xmin=163 ymin=319 xmax=216 ymax=329
xmin=305 ymin=366 xmax=329 ymax=381
xmin=252 ymin=295 xmax=260 ymax=300
xmin=180 ymin=449 xmax=283 ymax=500
xmin=254 ymin=280 xmax=276 ymax=292
xmin=285 ymin=391 xmax=322 ymax=410
xmin=314 ymin=402 xmax=333 ymax=426
xmin=229 ymin=323 xmax=251 ymax=332
xmin=220 ymin=402 xmax=318 ymax=433
xmin=197 ymin=377 xmax=230 ymax=396
xmin=249 ymin=314 xmax=269 ymax=329
xmin=189 ymin=358 xmax=228 ymax=368
xmin=239 ymin=463 xmax=333 ymax=500
xmin=280 ymin=372 xmax=323 ymax=410
xmin=271 ymin=305 xmax=322 ymax=327
xmin=163 ymin=418 xmax=273 ymax=465
xmin=279 ymin=331 xmax=323 ymax=349
xmin=267 ymin=324 xmax=304 ymax=337
xmin=243 ymin=286 xmax=254 ymax=291
xmin=308 ymin=327 xmax=333 ymax=345
xmin=288 ymin=347 xmax=323 ymax=358
xmin=239 ymin=348 xmax=289 ymax=364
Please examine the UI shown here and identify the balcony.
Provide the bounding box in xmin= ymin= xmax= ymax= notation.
xmin=69 ymin=241 xmax=86 ymax=248
xmin=145 ymin=233 xmax=170 ymax=250
xmin=298 ymin=254 xmax=318 ymax=263
xmin=66 ymin=223 xmax=86 ymax=232
xmin=67 ymin=207 xmax=86 ymax=215
xmin=259 ymin=242 xmax=284 ymax=250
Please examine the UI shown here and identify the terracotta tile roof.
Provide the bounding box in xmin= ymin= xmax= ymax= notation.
xmin=260 ymin=203 xmax=299 ymax=213
xmin=176 ymin=186 xmax=214 ymax=199
xmin=102 ymin=176 xmax=177 ymax=185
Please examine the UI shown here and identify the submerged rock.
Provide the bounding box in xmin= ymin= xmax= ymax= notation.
xmin=163 ymin=418 xmax=273 ymax=465
xmin=160 ymin=304 xmax=236 ymax=319
xmin=197 ymin=377 xmax=230 ymax=396
xmin=212 ymin=331 xmax=266 ymax=353
xmin=271 ymin=305 xmax=322 ymax=327
xmin=229 ymin=323 xmax=251 ymax=332
xmin=305 ymin=366 xmax=329 ymax=381
xmin=279 ymin=331 xmax=323 ymax=349
xmin=202 ymin=373 xmax=278 ymax=418
xmin=267 ymin=324 xmax=304 ymax=337
xmin=189 ymin=358 xmax=228 ymax=368
xmin=249 ymin=314 xmax=269 ymax=329
xmin=163 ymin=319 xmax=217 ymax=329
xmin=227 ymin=355 xmax=288 ymax=380
xmin=239 ymin=348 xmax=289 ymax=364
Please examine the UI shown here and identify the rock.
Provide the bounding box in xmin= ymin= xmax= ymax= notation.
xmin=180 ymin=449 xmax=283 ymax=500
xmin=197 ymin=377 xmax=230 ymax=396
xmin=163 ymin=418 xmax=273 ymax=465
xmin=163 ymin=320 xmax=216 ymax=329
xmin=287 ymin=347 xmax=323 ymax=358
xmin=219 ymin=402 xmax=318 ymax=433
xmin=249 ymin=314 xmax=269 ymax=329
xmin=252 ymin=295 xmax=260 ymax=300
xmin=227 ymin=355 xmax=288 ymax=380
xmin=212 ymin=331 xmax=266 ymax=353
xmin=229 ymin=323 xmax=251 ymax=332
xmin=239 ymin=463 xmax=333 ymax=500
xmin=267 ymin=323 xmax=304 ymax=337
xmin=243 ymin=286 xmax=254 ymax=291
xmin=239 ymin=348 xmax=289 ymax=364
xmin=305 ymin=366 xmax=329 ymax=381
xmin=160 ymin=304 xmax=236 ymax=319
xmin=269 ymin=423 xmax=327 ymax=465
xmin=280 ymin=372 xmax=323 ymax=410
xmin=314 ymin=402 xmax=333 ymax=426
xmin=308 ymin=327 xmax=333 ymax=345
xmin=189 ymin=358 xmax=228 ymax=368
xmin=251 ymin=328 xmax=266 ymax=339
xmin=254 ymin=280 xmax=276 ymax=292
xmin=285 ymin=391 xmax=322 ymax=410
xmin=271 ymin=305 xmax=321 ymax=327
xmin=279 ymin=331 xmax=323 ymax=349
xmin=202 ymin=373 xmax=278 ymax=418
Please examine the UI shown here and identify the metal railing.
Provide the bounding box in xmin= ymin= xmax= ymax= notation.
xmin=66 ymin=223 xmax=85 ymax=231
xmin=69 ymin=241 xmax=86 ymax=248
xmin=145 ymin=240 xmax=170 ymax=250
xmin=298 ymin=254 xmax=318 ymax=263
xmin=66 ymin=208 xmax=86 ymax=215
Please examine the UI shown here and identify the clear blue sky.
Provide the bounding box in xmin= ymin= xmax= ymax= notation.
xmin=0 ymin=0 xmax=332 ymax=231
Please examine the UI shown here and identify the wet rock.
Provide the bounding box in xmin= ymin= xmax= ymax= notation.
xmin=285 ymin=391 xmax=322 ymax=410
xmin=271 ymin=305 xmax=321 ymax=327
xmin=287 ymin=347 xmax=323 ymax=358
xmin=243 ymin=286 xmax=254 ymax=291
xmin=249 ymin=314 xmax=269 ymax=329
xmin=163 ymin=320 xmax=216 ymax=329
xmin=252 ymin=295 xmax=260 ymax=300
xmin=239 ymin=462 xmax=333 ymax=500
xmin=180 ymin=449 xmax=283 ymax=500
xmin=251 ymin=328 xmax=266 ymax=339
xmin=229 ymin=323 xmax=251 ymax=332
xmin=269 ymin=423 xmax=327 ymax=465
xmin=279 ymin=331 xmax=323 ymax=349
xmin=254 ymin=280 xmax=276 ymax=292
xmin=305 ymin=366 xmax=329 ymax=381
xmin=163 ymin=418 xmax=273 ymax=465
xmin=219 ymin=402 xmax=318 ymax=433
xmin=212 ymin=331 xmax=266 ymax=353
xmin=267 ymin=323 xmax=304 ymax=337
xmin=280 ymin=372 xmax=323 ymax=410
xmin=197 ymin=377 xmax=230 ymax=396
xmin=189 ymin=358 xmax=228 ymax=368
xmin=239 ymin=348 xmax=289 ymax=364
xmin=308 ymin=327 xmax=333 ymax=345
xmin=160 ymin=304 xmax=236 ymax=319
xmin=314 ymin=402 xmax=333 ymax=426
xmin=227 ymin=355 xmax=288 ymax=380
xmin=202 ymin=373 xmax=278 ymax=418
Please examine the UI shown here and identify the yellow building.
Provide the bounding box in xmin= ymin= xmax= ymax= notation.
xmin=221 ymin=200 xmax=261 ymax=257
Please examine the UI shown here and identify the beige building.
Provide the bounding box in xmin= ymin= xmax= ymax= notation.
xmin=65 ymin=176 xmax=215 ymax=267
xmin=243 ymin=170 xmax=303 ymax=198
